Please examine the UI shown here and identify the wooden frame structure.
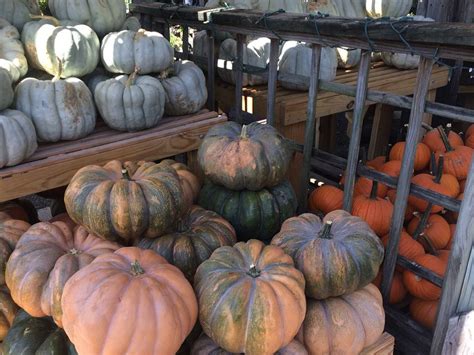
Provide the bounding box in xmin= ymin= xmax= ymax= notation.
xmin=131 ymin=3 xmax=474 ymax=354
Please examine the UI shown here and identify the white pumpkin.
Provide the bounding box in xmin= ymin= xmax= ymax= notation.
xmin=101 ymin=29 xmax=174 ymax=75
xmin=0 ymin=109 xmax=38 ymax=168
xmin=48 ymin=0 xmax=126 ymax=37
xmin=14 ymin=77 xmax=96 ymax=142
xmin=0 ymin=0 xmax=41 ymax=31
xmin=121 ymin=16 xmax=141 ymax=31
xmin=278 ymin=42 xmax=337 ymax=91
xmin=0 ymin=69 xmax=13 ymax=111
xmin=160 ymin=60 xmax=208 ymax=116
xmin=0 ymin=18 xmax=28 ymax=82
xmin=308 ymin=0 xmax=365 ymax=17
xmin=257 ymin=0 xmax=306 ymax=13
xmin=95 ymin=73 xmax=166 ymax=132
xmin=364 ymin=0 xmax=412 ymax=18
xmin=337 ymin=47 xmax=361 ymax=69
xmin=22 ymin=17 xmax=100 ymax=78
xmin=218 ymin=37 xmax=271 ymax=86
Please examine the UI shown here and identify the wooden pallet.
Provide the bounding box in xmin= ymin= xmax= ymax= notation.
xmin=0 ymin=110 xmax=226 ymax=203
xmin=361 ymin=332 xmax=395 ymax=355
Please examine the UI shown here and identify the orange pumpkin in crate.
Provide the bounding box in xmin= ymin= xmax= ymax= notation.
xmin=465 ymin=124 xmax=474 ymax=149
xmin=436 ymin=127 xmax=474 ymax=180
xmin=422 ymin=124 xmax=463 ymax=153
xmin=389 ymin=141 xmax=430 ymax=171
xmin=386 ymin=189 xmax=415 ymax=222
xmin=447 ymin=224 xmax=456 ymax=250
xmin=407 ymin=213 xmax=451 ymax=251
xmin=410 ymin=299 xmax=439 ymax=330
xmin=379 ymin=159 xmax=402 ymax=178
xmin=373 ymin=271 xmax=407 ymax=304
xmin=382 ymin=231 xmax=425 ymax=268
xmin=354 ymin=177 xmax=388 ymax=198
xmin=308 ymin=184 xmax=343 ymax=215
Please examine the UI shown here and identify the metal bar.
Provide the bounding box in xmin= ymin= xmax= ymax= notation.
xmin=297 ymin=44 xmax=322 ymax=213
xmin=381 ymin=57 xmax=435 ymax=301
xmin=266 ymin=38 xmax=280 ymax=127
xmin=234 ymin=34 xmax=245 ymax=124
xmin=342 ymin=51 xmax=371 ymax=211
xmin=397 ymin=255 xmax=444 ymax=287
xmin=206 ymin=30 xmax=216 ymax=111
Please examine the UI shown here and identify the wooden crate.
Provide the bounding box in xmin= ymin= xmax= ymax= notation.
xmin=361 ymin=333 xmax=395 ymax=355
xmin=0 ymin=110 xmax=226 ymax=203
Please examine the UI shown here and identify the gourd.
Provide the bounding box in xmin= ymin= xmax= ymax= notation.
xmin=0 ymin=216 xmax=30 ymax=285
xmin=0 ymin=109 xmax=38 ymax=168
xmin=278 ymin=42 xmax=337 ymax=90
xmin=22 ymin=17 xmax=100 ymax=78
xmin=95 ymin=71 xmax=165 ymax=132
xmin=308 ymin=184 xmax=343 ymax=215
xmin=390 ymin=141 xmax=431 ymax=171
xmin=194 ymin=239 xmax=306 ymax=355
xmin=5 ymin=220 xmax=119 ymax=327
xmin=364 ymin=0 xmax=412 ymax=18
xmin=61 ymin=247 xmax=198 ymax=355
xmin=0 ymin=69 xmax=13 ymax=111
xmin=138 ymin=205 xmax=236 ymax=282
xmin=101 ymin=29 xmax=174 ymax=74
xmin=0 ymin=286 xmax=18 ymax=341
xmin=198 ymin=121 xmax=292 ymax=191
xmin=160 ymin=60 xmax=208 ymax=116
xmin=0 ymin=18 xmax=28 ymax=82
xmin=15 ymin=76 xmax=96 ymax=142
xmin=0 ymin=0 xmax=41 ymax=31
xmin=49 ymin=0 xmax=126 ymax=37
xmin=64 ymin=160 xmax=186 ymax=243
xmin=272 ymin=210 xmax=384 ymax=299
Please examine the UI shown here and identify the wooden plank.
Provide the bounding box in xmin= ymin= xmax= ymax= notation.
xmin=360 ymin=332 xmax=395 ymax=355
xmin=206 ymin=31 xmax=216 ymax=111
xmin=457 ymin=247 xmax=474 ymax=313
xmin=422 ymin=89 xmax=437 ymax=129
xmin=266 ymin=38 xmax=279 ymax=127
xmin=442 ymin=311 xmax=474 ymax=355
xmin=234 ymin=34 xmax=245 ymax=123
xmin=368 ymin=104 xmax=394 ymax=159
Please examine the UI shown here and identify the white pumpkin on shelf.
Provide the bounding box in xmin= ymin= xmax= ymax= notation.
xmin=0 ymin=18 xmax=28 ymax=82
xmin=101 ymin=29 xmax=174 ymax=75
xmin=0 ymin=109 xmax=38 ymax=169
xmin=308 ymin=0 xmax=365 ymax=17
xmin=257 ymin=0 xmax=306 ymax=13
xmin=0 ymin=0 xmax=41 ymax=31
xmin=0 ymin=69 xmax=13 ymax=111
xmin=364 ymin=0 xmax=412 ymax=18
xmin=83 ymin=68 xmax=112 ymax=95
xmin=121 ymin=16 xmax=141 ymax=31
xmin=337 ymin=47 xmax=361 ymax=69
xmin=95 ymin=72 xmax=166 ymax=132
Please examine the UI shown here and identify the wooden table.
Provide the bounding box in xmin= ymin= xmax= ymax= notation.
xmin=0 ymin=110 xmax=226 ymax=203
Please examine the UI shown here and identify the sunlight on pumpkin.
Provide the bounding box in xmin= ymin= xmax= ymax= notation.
xmin=365 ymin=0 xmax=383 ymax=15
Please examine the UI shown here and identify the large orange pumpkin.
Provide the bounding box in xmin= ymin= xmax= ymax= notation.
xmin=62 ymin=247 xmax=198 ymax=355
xmin=410 ymin=299 xmax=438 ymax=330
xmin=379 ymin=159 xmax=402 ymax=178
xmin=386 ymin=189 xmax=415 ymax=222
xmin=298 ymin=284 xmax=385 ymax=355
xmin=0 ymin=217 xmax=30 ymax=285
xmin=436 ymin=127 xmax=474 ymax=179
xmin=65 ymin=160 xmax=186 ymax=243
xmin=354 ymin=177 xmax=387 ymax=198
xmin=373 ymin=271 xmax=407 ymax=304
xmin=194 ymin=240 xmax=306 ymax=355
xmin=272 ymin=210 xmax=384 ymax=299
xmin=390 ymin=141 xmax=430 ymax=171
xmin=0 ymin=286 xmax=18 ymax=341
xmin=381 ymin=231 xmax=425 ymax=269
xmin=308 ymin=184 xmax=343 ymax=215
xmin=407 ymin=213 xmax=451 ymax=251
xmin=422 ymin=125 xmax=463 ymax=153
xmin=5 ymin=221 xmax=119 ymax=327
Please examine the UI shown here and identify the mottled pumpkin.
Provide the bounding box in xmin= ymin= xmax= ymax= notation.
xmin=61 ymin=247 xmax=198 ymax=355
xmin=298 ymin=284 xmax=385 ymax=355
xmin=0 ymin=286 xmax=18 ymax=341
xmin=410 ymin=298 xmax=438 ymax=330
xmin=65 ymin=160 xmax=186 ymax=243
xmin=199 ymin=180 xmax=297 ymax=241
xmin=198 ymin=121 xmax=292 ymax=191
xmin=0 ymin=217 xmax=30 ymax=285
xmin=272 ymin=210 xmax=384 ymax=299
xmin=138 ymin=205 xmax=236 ymax=282
xmin=195 ymin=240 xmax=306 ymax=355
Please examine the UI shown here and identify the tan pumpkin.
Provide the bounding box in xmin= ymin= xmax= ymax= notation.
xmin=0 ymin=217 xmax=30 ymax=285
xmin=0 ymin=285 xmax=18 ymax=341
xmin=0 ymin=18 xmax=28 ymax=82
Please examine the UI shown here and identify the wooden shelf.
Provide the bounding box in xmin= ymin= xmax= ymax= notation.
xmin=361 ymin=332 xmax=395 ymax=355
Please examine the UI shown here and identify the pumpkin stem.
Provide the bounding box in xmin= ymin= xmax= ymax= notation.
xmin=69 ymin=248 xmax=81 ymax=255
xmin=158 ymin=66 xmax=174 ymax=80
xmin=422 ymin=122 xmax=434 ymax=131
xmin=240 ymin=125 xmax=249 ymax=139
xmin=126 ymin=67 xmax=140 ymax=87
xmin=434 ymin=155 xmax=444 ymax=184
xmin=131 ymin=260 xmax=145 ymax=276
xmin=419 ymin=233 xmax=439 ymax=256
xmin=247 ymin=264 xmax=261 ymax=278
xmin=385 ymin=144 xmax=392 ymax=162
xmin=121 ymin=168 xmax=131 ymax=180
xmin=412 ymin=204 xmax=432 ymax=241
xmin=446 ymin=123 xmax=452 ymax=136
xmin=30 ymin=15 xmax=61 ymax=27
xmin=318 ymin=221 xmax=333 ymax=239
xmin=369 ymin=181 xmax=378 ymax=200
xmin=53 ymin=57 xmax=63 ymax=81
xmin=429 ymin=152 xmax=436 ymax=176
xmin=437 ymin=126 xmax=453 ymax=152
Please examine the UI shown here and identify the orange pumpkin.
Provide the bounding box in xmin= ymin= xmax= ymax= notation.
xmin=308 ymin=184 xmax=343 ymax=215
xmin=367 ymin=156 xmax=387 ymax=170
xmin=0 ymin=200 xmax=36 ymax=223
xmin=379 ymin=160 xmax=402 ymax=178
xmin=422 ymin=125 xmax=463 ymax=153
xmin=466 ymin=124 xmax=474 ymax=138
xmin=382 ymin=231 xmax=425 ymax=265
xmin=386 ymin=189 xmax=415 ymax=222
xmin=407 ymin=213 xmax=451 ymax=251
xmin=373 ymin=271 xmax=407 ymax=304
xmin=410 ymin=299 xmax=438 ymax=330
xmin=0 ymin=217 xmax=30 ymax=285
xmin=354 ymin=177 xmax=388 ymax=198
xmin=465 ymin=124 xmax=474 ymax=149
xmin=459 ymin=179 xmax=466 ymax=192
xmin=390 ymin=142 xmax=430 ymax=171
xmin=436 ymin=127 xmax=474 ymax=179
xmin=62 ymin=247 xmax=198 ymax=355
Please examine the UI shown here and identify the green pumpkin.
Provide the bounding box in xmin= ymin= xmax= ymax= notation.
xmin=2 ymin=310 xmax=77 ymax=355
xmin=198 ymin=180 xmax=297 ymax=242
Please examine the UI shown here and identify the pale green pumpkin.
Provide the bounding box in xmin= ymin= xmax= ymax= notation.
xmin=0 ymin=69 xmax=13 ymax=111
xmin=0 ymin=19 xmax=28 ymax=83
xmin=0 ymin=0 xmax=41 ymax=31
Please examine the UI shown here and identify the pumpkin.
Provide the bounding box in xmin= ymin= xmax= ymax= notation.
xmin=308 ymin=0 xmax=366 ymax=17
xmin=422 ymin=124 xmax=464 ymax=153
xmin=272 ymin=210 xmax=384 ymax=299
xmin=198 ymin=122 xmax=292 ymax=191
xmin=0 ymin=109 xmax=38 ymax=168
xmin=138 ymin=205 xmax=236 ymax=282
xmin=354 ymin=177 xmax=388 ymax=198
xmin=407 ymin=213 xmax=451 ymax=251
xmin=308 ymin=184 xmax=343 ymax=215
xmin=373 ymin=271 xmax=407 ymax=304
xmin=2 ymin=310 xmax=77 ymax=355
xmin=436 ymin=127 xmax=474 ymax=180
xmin=49 ymin=0 xmax=126 ymax=37
xmin=381 ymin=231 xmax=425 ymax=269
xmin=0 ymin=200 xmax=36 ymax=222
xmin=218 ymin=37 xmax=271 ymax=86
xmin=379 ymin=159 xmax=402 ymax=178
xmin=95 ymin=72 xmax=165 ymax=132
xmin=0 ymin=0 xmax=41 ymax=31
xmin=352 ymin=181 xmax=394 ymax=236
xmin=199 ymin=180 xmax=297 ymax=242
xmin=459 ymin=179 xmax=466 ymax=192
xmin=101 ymin=29 xmax=173 ymax=74
xmin=121 ymin=16 xmax=141 ymax=31
xmin=0 ymin=69 xmax=13 ymax=111
xmin=64 ymin=160 xmax=186 ymax=243
xmin=5 ymin=221 xmax=119 ymax=327
xmin=83 ymin=67 xmax=111 ymax=94
xmin=367 ymin=155 xmax=387 ymax=170
xmin=390 ymin=141 xmax=431 ymax=171
xmin=410 ymin=299 xmax=438 ymax=330
xmin=387 ymin=189 xmax=415 ymax=222
xmin=298 ymin=284 xmax=385 ymax=355
xmin=0 ymin=217 xmax=30 ymax=285
xmin=0 ymin=18 xmax=28 ymax=82
xmin=61 ymin=247 xmax=198 ymax=355
xmin=364 ymin=0 xmax=412 ymax=18
xmin=160 ymin=60 xmax=208 ymax=116
xmin=278 ymin=42 xmax=337 ymax=91
xmin=195 ymin=239 xmax=306 ymax=355
xmin=15 ymin=76 xmax=96 ymax=142
xmin=402 ymin=250 xmax=449 ymax=300
xmin=22 ymin=17 xmax=100 ymax=78
xmin=465 ymin=131 xmax=474 ymax=149
xmin=336 ymin=47 xmax=361 ymax=69
xmin=466 ymin=124 xmax=474 ymax=138
xmin=159 ymin=159 xmax=201 ymax=207
xmin=257 ymin=0 xmax=306 ymax=12
xmin=0 ymin=286 xmax=18 ymax=341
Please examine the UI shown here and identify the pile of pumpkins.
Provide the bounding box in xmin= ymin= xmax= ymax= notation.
xmin=309 ymin=123 xmax=474 ymax=331
xmin=0 ymin=120 xmax=388 ymax=354
xmin=0 ymin=0 xmax=208 ymax=169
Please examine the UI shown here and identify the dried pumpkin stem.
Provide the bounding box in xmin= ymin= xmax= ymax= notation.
xmin=69 ymin=248 xmax=81 ymax=255
xmin=53 ymin=56 xmax=63 ymax=81
xmin=121 ymin=168 xmax=131 ymax=180
xmin=412 ymin=204 xmax=432 ymax=241
xmin=419 ymin=233 xmax=439 ymax=256
xmin=437 ymin=126 xmax=453 ymax=152
xmin=131 ymin=260 xmax=145 ymax=276
xmin=240 ymin=125 xmax=249 ymax=139
xmin=318 ymin=221 xmax=333 ymax=239
xmin=434 ymin=155 xmax=444 ymax=184
xmin=385 ymin=143 xmax=392 ymax=161
xmin=126 ymin=67 xmax=140 ymax=87
xmin=422 ymin=122 xmax=434 ymax=131
xmin=247 ymin=264 xmax=261 ymax=278
xmin=30 ymin=15 xmax=61 ymax=26
xmin=369 ymin=181 xmax=378 ymax=200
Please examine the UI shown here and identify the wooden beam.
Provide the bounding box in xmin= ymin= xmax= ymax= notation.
xmin=266 ymin=38 xmax=279 ymax=126
xmin=442 ymin=311 xmax=474 ymax=354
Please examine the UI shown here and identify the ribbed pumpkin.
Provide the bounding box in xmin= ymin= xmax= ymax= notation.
xmin=373 ymin=271 xmax=407 ymax=305
xmin=435 ymin=142 xmax=474 ymax=181
xmin=65 ymin=160 xmax=186 ymax=243
xmin=0 ymin=18 xmax=28 ymax=82
xmin=199 ymin=180 xmax=297 ymax=242
xmin=2 ymin=310 xmax=76 ymax=355
xmin=465 ymin=131 xmax=474 ymax=149
xmin=407 ymin=213 xmax=451 ymax=251
xmin=386 ymin=189 xmax=415 ymax=222
xmin=410 ymin=299 xmax=438 ymax=330
xmin=138 ymin=205 xmax=236 ymax=282
xmin=0 ymin=68 xmax=13 ymax=111
xmin=0 ymin=201 xmax=33 ymax=222
xmin=194 ymin=239 xmax=306 ymax=355
xmin=199 ymin=122 xmax=292 ymax=191
xmin=352 ymin=181 xmax=394 ymax=236
xmin=159 ymin=159 xmax=201 ymax=208
xmin=354 ymin=177 xmax=388 ymax=198
xmin=61 ymin=247 xmax=198 ymax=355
xmin=367 ymin=155 xmax=387 ymax=170
xmin=390 ymin=141 xmax=431 ymax=171
xmin=5 ymin=221 xmax=119 ymax=327
xmin=101 ymin=29 xmax=173 ymax=74
xmin=0 ymin=286 xmax=18 ymax=341
xmin=298 ymin=284 xmax=385 ymax=355
xmin=272 ymin=210 xmax=384 ymax=299
xmin=379 ymin=159 xmax=402 ymax=178
xmin=0 ymin=0 xmax=41 ymax=32
xmin=308 ymin=0 xmax=365 ymax=17
xmin=0 ymin=217 xmax=30 ymax=285
xmin=422 ymin=125 xmax=464 ymax=153
xmin=381 ymin=231 xmax=425 ymax=270
xmin=336 ymin=47 xmax=361 ymax=69
xmin=308 ymin=184 xmax=343 ymax=215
